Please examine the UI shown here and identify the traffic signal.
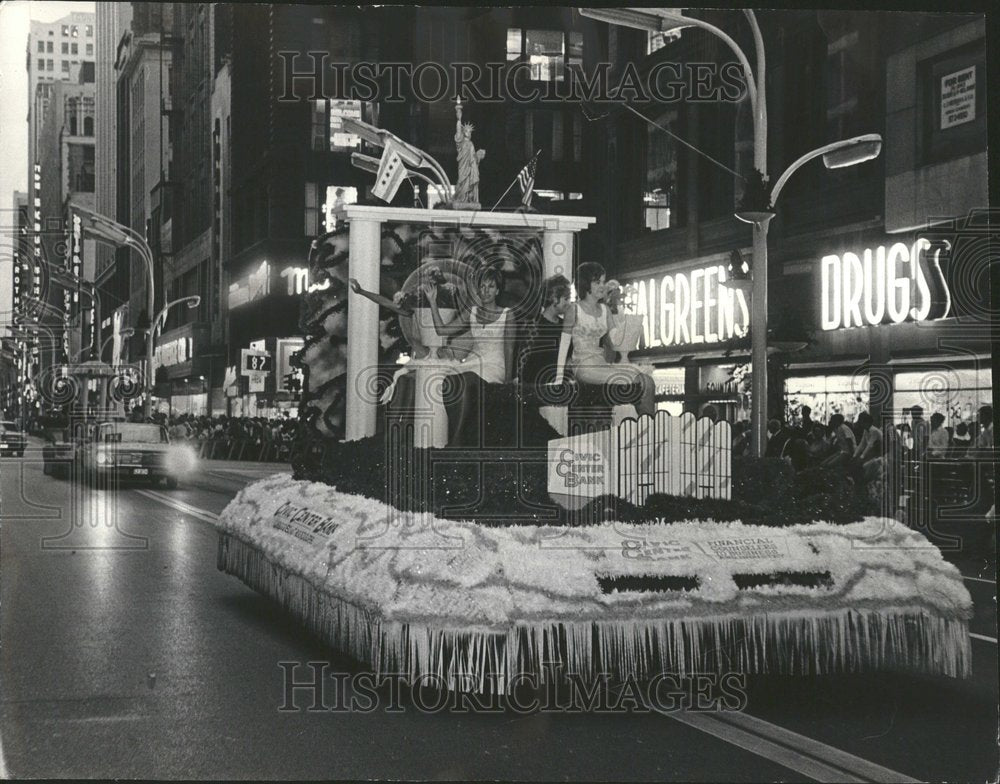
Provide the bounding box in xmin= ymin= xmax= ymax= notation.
xmin=282 ymin=372 xmax=302 ymax=394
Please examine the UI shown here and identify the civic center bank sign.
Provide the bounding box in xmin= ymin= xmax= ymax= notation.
xmin=820 ymin=238 xmax=950 ymax=331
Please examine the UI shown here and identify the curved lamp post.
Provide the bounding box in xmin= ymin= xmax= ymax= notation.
xmin=72 ymin=206 xmax=155 ymax=370
xmin=145 ymin=296 xmax=201 ymax=418
xmin=578 ymin=7 xmax=882 ymax=456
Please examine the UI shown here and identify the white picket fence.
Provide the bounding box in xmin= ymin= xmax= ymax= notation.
xmin=548 ymin=411 xmax=731 ymax=508
xmin=618 ymin=412 xmax=731 ymax=505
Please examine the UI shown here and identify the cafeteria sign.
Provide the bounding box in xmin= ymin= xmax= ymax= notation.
xmin=940 ymin=66 xmax=975 ymax=130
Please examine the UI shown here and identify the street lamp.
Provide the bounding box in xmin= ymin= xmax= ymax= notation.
xmin=577 ymin=7 xmax=881 ymax=456
xmin=145 ymin=296 xmax=200 ymax=419
xmin=73 ymin=207 xmax=156 ymax=367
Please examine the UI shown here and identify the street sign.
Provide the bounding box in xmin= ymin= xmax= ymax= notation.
xmin=241 ymin=348 xmax=271 ymax=375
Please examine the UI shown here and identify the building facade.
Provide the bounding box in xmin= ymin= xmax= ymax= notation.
xmin=603 ymin=10 xmax=990 ymax=431
xmin=94 ymin=2 xmax=133 ymax=357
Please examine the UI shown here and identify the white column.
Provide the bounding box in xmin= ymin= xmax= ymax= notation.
xmin=542 ymin=229 xmax=574 ymax=282
xmin=345 ymin=217 xmax=382 ymax=441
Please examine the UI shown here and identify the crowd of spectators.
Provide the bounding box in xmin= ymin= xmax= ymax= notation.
xmin=129 ymin=410 xmax=299 ymax=461
xmin=730 ymin=403 xmax=995 ymax=519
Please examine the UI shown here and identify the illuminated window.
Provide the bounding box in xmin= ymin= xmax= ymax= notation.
xmin=85 ymin=25 xmax=93 ymax=37
xmin=61 ymin=25 xmax=69 ymax=36
xmin=893 ymin=367 xmax=992 ymax=427
xmin=329 ymin=100 xmax=362 ymax=150
xmin=784 ymin=374 xmax=870 ymax=425
xmin=311 ymin=100 xmax=364 ymax=152
xmin=506 ymin=28 xmax=583 ymax=82
xmin=322 ymin=186 xmax=358 ymax=232
xmin=505 ymin=29 xmax=522 ymax=61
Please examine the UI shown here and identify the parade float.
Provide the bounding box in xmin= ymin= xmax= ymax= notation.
xmin=214 ymin=112 xmax=972 ymax=692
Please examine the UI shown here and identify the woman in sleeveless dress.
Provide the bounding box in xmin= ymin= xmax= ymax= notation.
xmin=424 ymin=267 xmax=515 ymax=445
xmin=603 ymin=279 xmax=658 ymax=422
xmin=554 ymin=263 xmax=655 ymax=418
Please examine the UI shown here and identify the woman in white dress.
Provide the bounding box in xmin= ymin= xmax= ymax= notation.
xmin=604 ymin=279 xmax=657 ymax=422
xmin=424 ymin=266 xmax=515 ymax=445
xmin=554 ymin=263 xmax=655 ymax=417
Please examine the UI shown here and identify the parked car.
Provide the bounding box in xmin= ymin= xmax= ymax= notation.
xmin=0 ymin=420 xmax=26 ymax=458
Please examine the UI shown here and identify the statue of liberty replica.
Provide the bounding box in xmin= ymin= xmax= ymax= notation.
xmin=453 ymin=97 xmax=486 ymax=208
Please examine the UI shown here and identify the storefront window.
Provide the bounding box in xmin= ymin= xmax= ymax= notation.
xmin=784 ymin=373 xmax=869 ymax=426
xmin=893 ymin=367 xmax=992 ymax=426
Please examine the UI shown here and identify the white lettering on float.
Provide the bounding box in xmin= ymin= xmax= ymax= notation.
xmin=821 ymin=239 xmax=950 ymax=330
xmin=630 ymin=266 xmax=749 ymax=350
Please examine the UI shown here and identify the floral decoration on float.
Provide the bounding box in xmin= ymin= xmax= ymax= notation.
xmin=215 ymin=470 xmax=972 ymax=694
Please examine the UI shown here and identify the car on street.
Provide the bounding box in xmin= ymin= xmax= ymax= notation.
xmin=0 ymin=420 xmax=27 ymax=458
xmin=43 ymin=420 xmax=197 ymax=488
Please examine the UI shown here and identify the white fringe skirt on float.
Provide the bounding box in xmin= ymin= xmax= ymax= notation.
xmin=217 ymin=531 xmax=972 ymax=694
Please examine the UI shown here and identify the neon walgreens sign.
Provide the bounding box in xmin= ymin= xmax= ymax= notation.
xmin=625 ymin=265 xmax=750 ymax=349
xmin=820 ymin=239 xmax=950 ymax=330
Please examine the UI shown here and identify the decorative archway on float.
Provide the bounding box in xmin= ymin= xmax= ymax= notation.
xmin=341 ymin=205 xmax=595 ymax=441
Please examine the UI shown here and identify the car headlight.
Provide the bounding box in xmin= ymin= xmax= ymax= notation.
xmin=165 ymin=445 xmax=197 ymax=475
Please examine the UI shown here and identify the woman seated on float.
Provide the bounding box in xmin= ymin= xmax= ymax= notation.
xmin=554 ymin=262 xmax=655 ymax=418
xmin=423 ymin=266 xmax=516 ymax=446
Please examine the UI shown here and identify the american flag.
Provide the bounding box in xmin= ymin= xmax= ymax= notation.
xmin=517 ymin=151 xmax=540 ymax=208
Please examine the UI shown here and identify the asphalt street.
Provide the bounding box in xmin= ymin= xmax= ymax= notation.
xmin=1 ymin=438 xmax=996 ymax=780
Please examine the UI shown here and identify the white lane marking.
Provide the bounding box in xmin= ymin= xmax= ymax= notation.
xmin=969 ymin=632 xmax=997 ymax=644
xmin=708 ymin=710 xmax=921 ymax=783
xmin=670 ymin=711 xmax=869 ymax=783
xmin=134 ymin=490 xmax=219 ymax=524
xmin=0 ymin=727 xmax=9 ymax=778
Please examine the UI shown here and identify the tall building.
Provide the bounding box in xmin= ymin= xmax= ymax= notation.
xmin=110 ymin=2 xmax=173 ymax=364
xmin=37 ymin=66 xmax=97 ymax=364
xmin=146 ymin=2 xmax=222 ymax=416
xmin=94 ymin=2 xmax=133 ymax=356
xmin=26 ymin=12 xmax=97 ymax=233
xmin=1 ymin=192 xmax=31 ymax=417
